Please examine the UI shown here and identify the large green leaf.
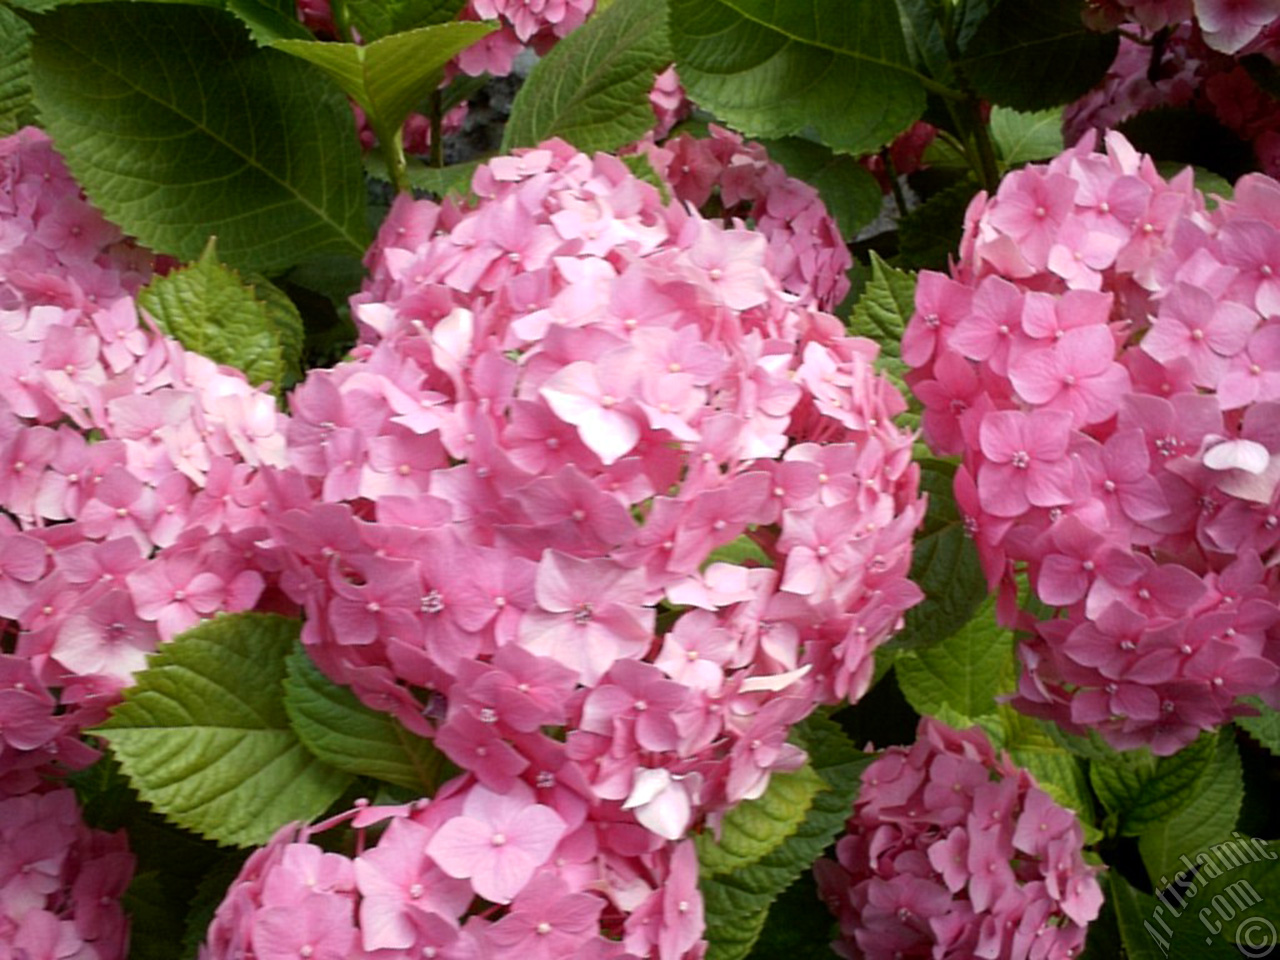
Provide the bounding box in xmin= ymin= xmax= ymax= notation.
xmin=1106 ymin=872 xmax=1170 ymax=960
xmin=93 ymin=613 xmax=352 ymax=847
xmin=346 ymin=0 xmax=468 ymax=39
xmin=669 ymin=0 xmax=928 ymax=156
xmin=699 ymin=713 xmax=870 ymax=960
xmin=30 ymin=3 xmax=369 ymax=274
xmin=269 ymin=21 xmax=496 ymax=151
xmin=1138 ymin=730 xmax=1243 ymax=886
xmin=502 ymin=0 xmax=671 ymax=153
xmin=955 ymin=0 xmax=1119 ymax=112
xmin=759 ymin=137 xmax=882 ymax=241
xmin=283 ymin=646 xmax=452 ymax=793
xmin=896 ymin=594 xmax=1013 ymax=720
xmin=138 ymin=240 xmax=300 ymax=391
xmin=0 ymin=6 xmax=34 ymax=136
xmin=1090 ymin=733 xmax=1218 ymax=838
xmin=886 ymin=458 xmax=989 ymax=652
xmin=1164 ymin=856 xmax=1280 ymax=958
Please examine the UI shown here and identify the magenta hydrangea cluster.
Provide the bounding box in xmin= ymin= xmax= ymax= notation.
xmin=1071 ymin=3 xmax=1280 ymax=175
xmin=201 ymin=781 xmax=704 ymax=960
xmin=0 ymin=786 xmax=133 ymax=959
xmin=272 ymin=138 xmax=924 ymax=849
xmin=816 ymin=718 xmax=1103 ymax=960
xmin=638 ymin=125 xmax=854 ymax=311
xmin=903 ymin=130 xmax=1280 ymax=754
xmin=0 ymin=127 xmax=290 ymax=790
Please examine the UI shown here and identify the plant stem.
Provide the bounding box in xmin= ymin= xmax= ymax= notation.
xmin=968 ymin=100 xmax=1001 ymax=193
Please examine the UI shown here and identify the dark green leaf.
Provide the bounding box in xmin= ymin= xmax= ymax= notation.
xmin=669 ymin=0 xmax=928 ymax=156
xmin=956 ymin=0 xmax=1118 ymax=112
xmin=1166 ymin=857 xmax=1280 ymax=958
xmin=31 ymin=3 xmax=369 ymax=274
xmin=283 ymin=646 xmax=452 ymax=793
xmin=94 ymin=613 xmax=352 ymax=847
xmin=886 ymin=459 xmax=989 ymax=653
xmin=895 ymin=178 xmax=976 ymax=272
xmin=761 ymin=137 xmax=882 ymax=240
xmin=1090 ymin=733 xmax=1217 ymax=838
xmin=123 ymin=871 xmax=192 ymax=960
xmin=347 ymin=0 xmax=468 ymax=39
xmin=502 ymin=0 xmax=671 ymax=153
xmin=0 ymin=6 xmax=34 ymax=136
xmin=1107 ymin=872 xmax=1169 ymax=960
xmin=1138 ymin=730 xmax=1243 ymax=886
xmin=225 ymin=0 xmax=316 ymax=43
xmin=137 ymin=240 xmax=291 ymax=391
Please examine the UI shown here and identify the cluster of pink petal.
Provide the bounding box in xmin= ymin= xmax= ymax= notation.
xmin=0 ymin=786 xmax=133 ymax=960
xmin=272 ymin=139 xmax=923 ymax=855
xmin=903 ymin=129 xmax=1280 ymax=754
xmin=453 ymin=0 xmax=596 ymax=77
xmin=638 ymin=125 xmax=853 ymax=310
xmin=817 ymin=719 xmax=1102 ymax=960
xmin=202 ymin=780 xmax=704 ymax=960
xmin=1070 ymin=7 xmax=1280 ymax=175
xmin=1085 ymin=0 xmax=1280 ymax=53
xmin=0 ymin=126 xmax=291 ymax=787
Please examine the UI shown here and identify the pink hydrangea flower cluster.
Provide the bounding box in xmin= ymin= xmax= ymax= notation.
xmin=639 ymin=125 xmax=854 ymax=311
xmin=1071 ymin=5 xmax=1280 ymax=175
xmin=816 ymin=718 xmax=1102 ymax=960
xmin=903 ymin=130 xmax=1280 ymax=754
xmin=272 ymin=138 xmax=923 ymax=847
xmin=453 ymin=0 xmax=596 ymax=77
xmin=0 ymin=126 xmax=291 ymax=787
xmin=202 ymin=779 xmax=704 ymax=959
xmin=0 ymin=787 xmax=134 ymax=960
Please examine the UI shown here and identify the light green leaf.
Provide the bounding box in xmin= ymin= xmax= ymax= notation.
xmin=93 ymin=614 xmax=352 ymax=848
xmin=283 ymin=647 xmax=452 ymax=793
xmin=270 ymin=22 xmax=495 ymax=150
xmin=700 ymin=713 xmax=871 ymax=960
xmin=956 ymin=0 xmax=1119 ymax=112
xmin=138 ymin=240 xmax=291 ymax=391
xmin=1138 ymin=730 xmax=1243 ymax=886
xmin=887 ymin=458 xmax=989 ymax=653
xmin=1089 ymin=732 xmax=1217 ymax=838
xmin=998 ymin=707 xmax=1095 ymax=825
xmin=246 ymin=273 xmax=306 ymax=389
xmin=30 ymin=4 xmax=369 ymax=274
xmin=346 ymin=0 xmax=468 ymax=39
xmin=896 ymin=594 xmax=1014 ymax=720
xmin=620 ymin=152 xmax=672 ymax=203
xmin=704 ymin=533 xmax=773 ymax=569
xmin=760 ymin=137 xmax=882 ymax=240
xmin=698 ymin=763 xmax=826 ymax=876
xmin=0 ymin=7 xmax=34 ymax=137
xmin=990 ymin=106 xmax=1064 ymax=169
xmin=1236 ymin=696 xmax=1280 ymax=756
xmin=502 ymin=0 xmax=671 ymax=153
xmin=670 ymin=0 xmax=928 ymax=156
xmin=847 ymin=252 xmax=915 ymax=391
xmin=225 ymin=0 xmax=317 ymax=44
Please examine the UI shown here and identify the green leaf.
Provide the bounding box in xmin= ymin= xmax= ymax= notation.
xmin=246 ymin=273 xmax=306 ymax=389
xmin=0 ymin=6 xmax=34 ymax=136
xmin=283 ymin=646 xmax=452 ymax=793
xmin=93 ymin=613 xmax=352 ymax=848
xmin=896 ymin=594 xmax=1013 ymax=720
xmin=30 ymin=3 xmax=369 ymax=274
xmin=699 ymin=713 xmax=871 ymax=960
xmin=225 ymin=0 xmax=317 ymax=43
xmin=1089 ymin=732 xmax=1217 ymax=838
xmin=346 ymin=0 xmax=468 ymax=39
xmin=1107 ymin=872 xmax=1169 ymax=960
xmin=990 ymin=106 xmax=1064 ymax=168
xmin=887 ymin=459 xmax=989 ymax=653
xmin=502 ymin=0 xmax=671 ymax=153
xmin=123 ymin=871 xmax=192 ymax=960
xmin=997 ymin=707 xmax=1095 ymax=825
xmin=1164 ymin=855 xmax=1280 ymax=958
xmin=137 ymin=240 xmax=291 ymax=391
xmin=956 ymin=0 xmax=1119 ymax=112
xmin=669 ymin=0 xmax=928 ymax=156
xmin=620 ymin=152 xmax=672 ymax=203
xmin=761 ymin=137 xmax=882 ymax=241
xmin=1138 ymin=730 xmax=1243 ymax=886
xmin=697 ymin=763 xmax=826 ymax=876
xmin=1236 ymin=697 xmax=1280 ymax=756
xmin=847 ymin=252 xmax=915 ymax=391
xmin=269 ymin=21 xmax=496 ymax=151
xmin=895 ymin=178 xmax=976 ymax=272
